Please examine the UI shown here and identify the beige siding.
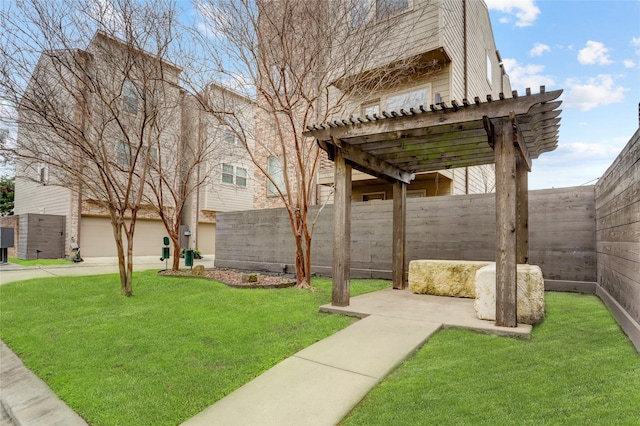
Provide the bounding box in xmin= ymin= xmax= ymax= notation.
xmin=450 ymin=165 xmax=496 ymax=195
xmin=442 ymin=0 xmax=465 ymax=99
xmin=465 ymin=0 xmax=508 ymax=97
xmin=197 ymin=223 xmax=216 ymax=254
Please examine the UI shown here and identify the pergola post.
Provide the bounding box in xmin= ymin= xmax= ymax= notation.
xmin=392 ymin=181 xmax=407 ymax=289
xmin=332 ymin=147 xmax=352 ymax=306
xmin=516 ymin=155 xmax=529 ymax=264
xmin=494 ymin=117 xmax=518 ymax=327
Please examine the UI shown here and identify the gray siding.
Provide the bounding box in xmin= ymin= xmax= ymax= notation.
xmin=17 ymin=214 xmax=66 ymax=260
xmin=215 ymin=186 xmax=596 ymax=283
xmin=595 ymin=129 xmax=639 ymax=324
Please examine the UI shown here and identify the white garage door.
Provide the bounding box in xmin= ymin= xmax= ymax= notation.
xmin=80 ymin=217 xmax=169 ymax=257
xmin=198 ymin=223 xmax=215 ymax=255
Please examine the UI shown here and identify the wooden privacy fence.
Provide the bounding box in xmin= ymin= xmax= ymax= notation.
xmin=215 ymin=185 xmax=596 ymax=286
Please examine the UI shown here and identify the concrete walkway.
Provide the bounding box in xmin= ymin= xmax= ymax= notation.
xmin=0 ymin=255 xmax=216 ymax=285
xmin=182 ymin=289 xmax=531 ymax=426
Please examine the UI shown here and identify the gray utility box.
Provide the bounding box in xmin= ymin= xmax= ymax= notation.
xmin=0 ymin=227 xmax=14 ymax=264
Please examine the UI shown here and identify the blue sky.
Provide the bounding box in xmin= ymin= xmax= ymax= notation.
xmin=485 ymin=0 xmax=640 ymax=189
xmin=2 ymin=0 xmax=638 ymax=190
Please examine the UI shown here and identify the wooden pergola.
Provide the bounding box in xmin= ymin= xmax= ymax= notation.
xmin=303 ymin=87 xmax=562 ymax=327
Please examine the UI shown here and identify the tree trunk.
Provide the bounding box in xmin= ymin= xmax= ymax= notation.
xmin=171 ymin=235 xmax=181 ymax=270
xmin=111 ymin=217 xmax=132 ymax=297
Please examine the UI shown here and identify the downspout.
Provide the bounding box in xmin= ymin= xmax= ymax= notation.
xmin=194 ymin=108 xmax=201 ymax=250
xmin=463 ymin=0 xmax=469 ymax=194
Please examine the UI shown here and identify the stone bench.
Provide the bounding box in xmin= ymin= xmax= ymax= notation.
xmin=408 ymin=260 xmax=492 ymax=299
xmin=474 ymin=264 xmax=545 ymax=325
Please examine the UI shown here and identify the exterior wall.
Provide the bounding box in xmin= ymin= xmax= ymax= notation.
xmin=316 ymin=0 xmax=503 ymax=200
xmin=216 ymin=186 xmax=597 ymax=285
xmin=14 ymin=169 xmax=73 ymax=256
xmin=0 ymin=215 xmax=19 ymax=258
xmin=595 ymin=129 xmax=639 ymax=327
xmin=17 ymin=214 xmax=66 ymax=259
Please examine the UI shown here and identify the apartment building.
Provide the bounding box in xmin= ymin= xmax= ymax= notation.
xmin=14 ymin=32 xmax=254 ymax=258
xmin=253 ymin=0 xmax=510 ymax=207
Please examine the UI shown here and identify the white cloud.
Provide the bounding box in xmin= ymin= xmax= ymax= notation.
xmin=623 ymin=59 xmax=636 ymax=68
xmin=577 ymin=41 xmax=612 ymax=65
xmin=530 ymin=42 xmax=550 ymax=57
xmin=194 ymin=2 xmax=228 ymax=40
xmin=86 ymin=0 xmax=126 ymax=33
xmin=501 ymin=58 xmax=555 ymax=92
xmin=631 ymin=37 xmax=640 ymax=55
xmin=563 ymin=74 xmax=626 ymax=111
xmin=485 ymin=0 xmax=540 ymax=27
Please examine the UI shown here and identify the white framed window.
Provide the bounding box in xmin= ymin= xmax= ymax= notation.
xmin=486 ymin=52 xmax=493 ymax=86
xmin=222 ymin=164 xmax=247 ymax=187
xmin=224 ymin=127 xmax=241 ymax=146
xmin=362 ymin=191 xmax=386 ymax=201
xmin=376 ymin=0 xmax=409 ymax=20
xmin=385 ymin=85 xmax=431 ymax=112
xmin=122 ymin=79 xmax=139 ymax=113
xmin=267 ymin=155 xmax=286 ymax=195
xmin=362 ymin=101 xmax=380 ymax=117
xmin=350 ymin=0 xmax=410 ymax=26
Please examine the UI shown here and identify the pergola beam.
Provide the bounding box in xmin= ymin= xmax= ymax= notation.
xmin=318 ymin=137 xmax=414 ymax=184
xmin=306 ymin=90 xmax=562 ymax=142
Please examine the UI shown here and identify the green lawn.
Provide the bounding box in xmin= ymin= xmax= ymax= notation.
xmin=8 ymin=257 xmax=72 ymax=266
xmin=342 ymin=292 xmax=640 ymax=425
xmin=0 ymin=272 xmax=389 ymax=426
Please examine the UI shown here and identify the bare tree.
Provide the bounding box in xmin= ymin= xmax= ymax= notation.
xmin=0 ymin=0 xmax=181 ymax=295
xmin=187 ymin=0 xmax=435 ymax=287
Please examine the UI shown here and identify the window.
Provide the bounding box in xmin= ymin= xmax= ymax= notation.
xmin=486 ymin=52 xmax=493 ymax=85
xmin=37 ymin=163 xmax=48 ymax=185
xmin=407 ymin=189 xmax=426 ymax=198
xmin=222 ymin=164 xmax=247 ymax=187
xmin=224 ymin=127 xmax=241 ymax=146
xmin=385 ymin=86 xmax=430 ymax=112
xmin=267 ymin=155 xmax=286 ymax=195
xmin=116 ymin=141 xmax=131 ymax=167
xmin=350 ymin=0 xmax=372 ymax=28
xmin=115 ymin=142 xmax=156 ymax=167
xmin=376 ymin=0 xmax=409 ymax=20
xmin=350 ymin=0 xmax=409 ymax=26
xmin=362 ymin=191 xmax=386 ymax=201
xmin=362 ymin=102 xmax=380 ymax=117
xmin=123 ymin=80 xmax=139 ymax=113
xmin=222 ymin=164 xmax=234 ymax=184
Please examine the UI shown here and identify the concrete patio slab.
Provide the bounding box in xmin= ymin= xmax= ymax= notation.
xmin=320 ymin=287 xmax=532 ymax=338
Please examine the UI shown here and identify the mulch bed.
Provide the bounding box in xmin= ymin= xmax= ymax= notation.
xmin=158 ymin=268 xmax=297 ymax=289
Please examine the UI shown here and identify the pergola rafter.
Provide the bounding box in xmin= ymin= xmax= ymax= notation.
xmin=303 ymin=87 xmax=563 ymax=328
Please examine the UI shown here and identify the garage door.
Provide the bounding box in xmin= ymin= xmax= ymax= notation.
xmin=198 ymin=223 xmax=215 ymax=255
xmin=80 ymin=217 xmax=169 ymax=257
